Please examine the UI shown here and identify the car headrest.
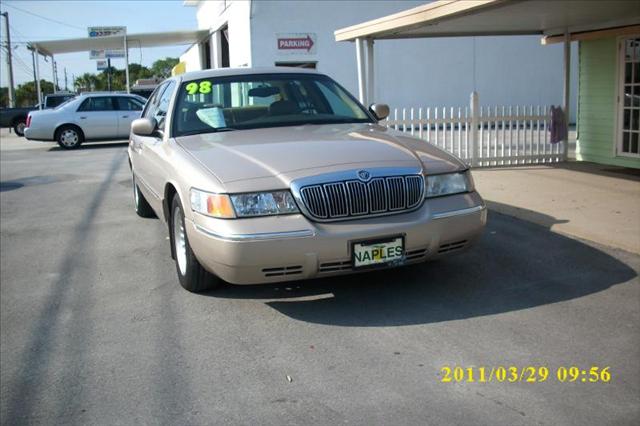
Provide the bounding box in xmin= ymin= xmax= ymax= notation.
xmin=269 ymin=100 xmax=300 ymax=116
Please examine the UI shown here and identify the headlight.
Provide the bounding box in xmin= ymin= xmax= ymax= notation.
xmin=230 ymin=191 xmax=299 ymax=217
xmin=425 ymin=171 xmax=473 ymax=198
xmin=190 ymin=189 xmax=236 ymax=218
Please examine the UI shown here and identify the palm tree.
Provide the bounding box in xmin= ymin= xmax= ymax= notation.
xmin=74 ymin=73 xmax=100 ymax=92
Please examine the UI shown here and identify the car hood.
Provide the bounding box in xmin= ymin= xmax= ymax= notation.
xmin=175 ymin=123 xmax=466 ymax=185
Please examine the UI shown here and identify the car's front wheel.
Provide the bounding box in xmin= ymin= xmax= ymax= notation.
xmin=170 ymin=195 xmax=221 ymax=292
xmin=13 ymin=118 xmax=26 ymax=137
xmin=132 ymin=173 xmax=156 ymax=218
xmin=56 ymin=125 xmax=84 ymax=149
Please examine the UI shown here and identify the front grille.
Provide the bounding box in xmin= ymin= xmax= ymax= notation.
xmin=299 ymin=175 xmax=424 ymax=221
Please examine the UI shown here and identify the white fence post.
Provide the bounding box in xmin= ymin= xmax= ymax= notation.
xmin=470 ymin=91 xmax=479 ymax=167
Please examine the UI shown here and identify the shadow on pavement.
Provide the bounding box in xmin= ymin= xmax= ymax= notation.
xmin=2 ymin=152 xmax=127 ymax=424
xmin=483 ymin=161 xmax=640 ymax=182
xmin=207 ymin=207 xmax=637 ymax=326
xmin=47 ymin=141 xmax=128 ymax=152
xmin=0 ymin=176 xmax=59 ymax=192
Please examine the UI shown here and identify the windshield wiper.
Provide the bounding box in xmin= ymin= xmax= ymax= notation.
xmin=179 ymin=127 xmax=237 ymax=137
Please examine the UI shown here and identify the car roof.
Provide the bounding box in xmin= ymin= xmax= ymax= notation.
xmin=78 ymin=92 xmax=138 ymax=97
xmin=178 ymin=67 xmax=320 ymax=83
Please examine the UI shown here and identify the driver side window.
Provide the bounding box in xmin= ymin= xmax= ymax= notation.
xmin=142 ymin=84 xmax=167 ymax=120
xmin=155 ymin=81 xmax=176 ymax=130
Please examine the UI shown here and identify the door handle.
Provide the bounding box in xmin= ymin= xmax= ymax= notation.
xmin=79 ymin=116 xmax=87 ymax=119
xmin=122 ymin=115 xmax=129 ymax=118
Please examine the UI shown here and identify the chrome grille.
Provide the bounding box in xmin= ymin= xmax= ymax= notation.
xmin=299 ymin=175 xmax=424 ymax=221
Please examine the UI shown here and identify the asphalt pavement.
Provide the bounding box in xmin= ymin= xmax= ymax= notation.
xmin=1 ymin=130 xmax=639 ymax=425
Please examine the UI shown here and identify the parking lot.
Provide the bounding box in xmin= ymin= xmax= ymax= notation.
xmin=1 ymin=129 xmax=639 ymax=425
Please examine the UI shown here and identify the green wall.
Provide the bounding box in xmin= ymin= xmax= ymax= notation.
xmin=577 ymin=37 xmax=640 ymax=169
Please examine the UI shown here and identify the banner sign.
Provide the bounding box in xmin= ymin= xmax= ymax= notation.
xmin=89 ymin=26 xmax=126 ymax=60
xmin=96 ymin=60 xmax=108 ymax=71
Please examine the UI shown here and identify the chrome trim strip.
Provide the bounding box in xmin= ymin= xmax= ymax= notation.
xmin=431 ymin=205 xmax=485 ymax=220
xmin=194 ymin=225 xmax=315 ymax=242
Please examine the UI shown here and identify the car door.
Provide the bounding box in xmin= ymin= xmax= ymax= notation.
xmin=75 ymin=96 xmax=119 ymax=139
xmin=115 ymin=96 xmax=144 ymax=138
xmin=141 ymin=81 xmax=178 ymax=198
xmin=130 ymin=82 xmax=171 ymax=204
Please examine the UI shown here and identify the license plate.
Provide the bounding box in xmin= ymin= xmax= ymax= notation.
xmin=352 ymin=236 xmax=404 ymax=269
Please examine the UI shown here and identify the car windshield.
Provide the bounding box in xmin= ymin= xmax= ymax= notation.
xmin=172 ymin=73 xmax=373 ymax=136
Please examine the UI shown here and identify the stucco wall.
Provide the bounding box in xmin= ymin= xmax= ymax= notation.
xmin=184 ymin=0 xmax=578 ymax=121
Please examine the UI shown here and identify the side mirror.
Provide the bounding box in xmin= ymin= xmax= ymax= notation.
xmin=369 ymin=103 xmax=390 ymax=121
xmin=131 ymin=117 xmax=157 ymax=136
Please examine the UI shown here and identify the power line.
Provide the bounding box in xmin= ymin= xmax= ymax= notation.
xmin=1 ymin=2 xmax=85 ymax=31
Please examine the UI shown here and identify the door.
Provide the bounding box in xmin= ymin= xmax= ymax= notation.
xmin=130 ymin=83 xmax=167 ymax=204
xmin=141 ymin=81 xmax=177 ymax=198
xmin=115 ymin=96 xmax=144 ymax=137
xmin=75 ymin=96 xmax=119 ymax=139
xmin=130 ymin=81 xmax=177 ymax=206
xmin=618 ymin=37 xmax=640 ymax=157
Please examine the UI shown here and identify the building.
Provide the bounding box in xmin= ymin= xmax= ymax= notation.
xmin=576 ymin=36 xmax=639 ymax=168
xmin=332 ymin=0 xmax=639 ymax=169
xmin=180 ymin=0 xmax=578 ymax=122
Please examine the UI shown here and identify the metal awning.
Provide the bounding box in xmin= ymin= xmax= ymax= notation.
xmin=29 ymin=29 xmax=209 ymax=56
xmin=334 ymin=0 xmax=640 ymax=164
xmin=26 ymin=29 xmax=209 ymax=107
xmin=334 ymin=0 xmax=640 ymax=41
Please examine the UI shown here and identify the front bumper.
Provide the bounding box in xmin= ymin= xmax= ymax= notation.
xmin=186 ymin=191 xmax=486 ymax=284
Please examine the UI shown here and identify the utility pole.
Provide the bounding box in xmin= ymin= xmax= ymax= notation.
xmin=107 ymin=57 xmax=112 ymax=91
xmin=53 ymin=60 xmax=59 ymax=91
xmin=64 ymin=67 xmax=68 ymax=91
xmin=1 ymin=12 xmax=16 ymax=107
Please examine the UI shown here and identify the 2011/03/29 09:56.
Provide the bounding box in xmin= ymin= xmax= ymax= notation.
xmin=440 ymin=366 xmax=612 ymax=383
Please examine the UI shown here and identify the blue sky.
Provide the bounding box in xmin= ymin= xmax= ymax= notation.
xmin=0 ymin=0 xmax=197 ymax=87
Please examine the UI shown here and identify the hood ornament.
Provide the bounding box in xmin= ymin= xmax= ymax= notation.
xmin=357 ymin=170 xmax=371 ymax=182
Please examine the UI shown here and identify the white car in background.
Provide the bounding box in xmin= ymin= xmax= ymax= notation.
xmin=24 ymin=93 xmax=147 ymax=149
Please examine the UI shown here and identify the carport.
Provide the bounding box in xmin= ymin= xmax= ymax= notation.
xmin=27 ymin=29 xmax=209 ymax=107
xmin=335 ymin=0 xmax=640 ymax=162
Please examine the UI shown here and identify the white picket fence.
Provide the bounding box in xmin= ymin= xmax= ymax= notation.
xmin=381 ymin=93 xmax=566 ymax=167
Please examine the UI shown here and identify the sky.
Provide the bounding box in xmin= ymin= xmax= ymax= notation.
xmin=0 ymin=0 xmax=197 ymax=88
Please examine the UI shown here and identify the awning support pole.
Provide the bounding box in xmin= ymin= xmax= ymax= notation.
xmin=366 ymin=39 xmax=374 ymax=106
xmin=34 ymin=49 xmax=42 ymax=109
xmin=470 ymin=91 xmax=479 ymax=167
xmin=562 ymin=30 xmax=570 ymax=161
xmin=355 ymin=38 xmax=366 ymax=105
xmin=124 ymin=34 xmax=130 ymax=94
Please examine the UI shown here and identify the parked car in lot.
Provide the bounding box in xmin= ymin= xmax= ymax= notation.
xmin=24 ymin=93 xmax=147 ymax=149
xmin=0 ymin=92 xmax=76 ymax=136
xmin=129 ymin=67 xmax=486 ymax=292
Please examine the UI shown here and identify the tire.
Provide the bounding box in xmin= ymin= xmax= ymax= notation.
xmin=170 ymin=194 xmax=221 ymax=292
xmin=132 ymin=173 xmax=156 ymax=218
xmin=13 ymin=118 xmax=26 ymax=137
xmin=56 ymin=125 xmax=84 ymax=149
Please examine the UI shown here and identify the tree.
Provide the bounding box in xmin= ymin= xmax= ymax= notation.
xmin=74 ymin=73 xmax=100 ymax=92
xmin=0 ymin=87 xmax=8 ymax=108
xmin=15 ymin=80 xmax=54 ymax=107
xmin=151 ymin=57 xmax=179 ymax=78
